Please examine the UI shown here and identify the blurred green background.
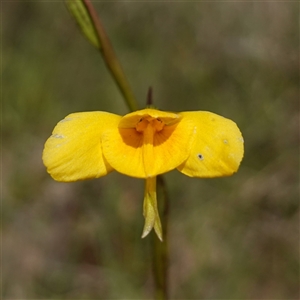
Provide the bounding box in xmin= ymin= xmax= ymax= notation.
xmin=2 ymin=2 xmax=299 ymax=299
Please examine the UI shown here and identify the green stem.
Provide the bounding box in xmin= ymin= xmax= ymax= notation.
xmin=152 ymin=175 xmax=169 ymax=299
xmin=69 ymin=0 xmax=139 ymax=112
xmin=84 ymin=0 xmax=138 ymax=112
xmin=66 ymin=2 xmax=169 ymax=298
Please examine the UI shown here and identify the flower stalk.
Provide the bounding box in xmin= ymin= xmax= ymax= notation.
xmin=64 ymin=1 xmax=171 ymax=298
xmin=152 ymin=175 xmax=170 ymax=299
xmin=66 ymin=0 xmax=138 ymax=112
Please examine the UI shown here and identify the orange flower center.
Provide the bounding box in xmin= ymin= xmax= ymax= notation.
xmin=136 ymin=117 xmax=165 ymax=133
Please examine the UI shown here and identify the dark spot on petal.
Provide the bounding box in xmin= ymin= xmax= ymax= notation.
xmin=197 ymin=154 xmax=204 ymax=160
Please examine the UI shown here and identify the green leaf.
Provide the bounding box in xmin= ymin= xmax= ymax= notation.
xmin=65 ymin=0 xmax=100 ymax=49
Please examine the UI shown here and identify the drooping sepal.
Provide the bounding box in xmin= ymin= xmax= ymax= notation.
xmin=141 ymin=177 xmax=163 ymax=241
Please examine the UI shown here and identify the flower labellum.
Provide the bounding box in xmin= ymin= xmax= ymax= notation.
xmin=43 ymin=108 xmax=244 ymax=240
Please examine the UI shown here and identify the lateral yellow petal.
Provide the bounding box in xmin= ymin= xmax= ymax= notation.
xmin=177 ymin=111 xmax=244 ymax=177
xmin=102 ymin=110 xmax=195 ymax=178
xmin=43 ymin=112 xmax=121 ymax=182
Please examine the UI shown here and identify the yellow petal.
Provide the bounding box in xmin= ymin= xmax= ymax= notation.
xmin=177 ymin=111 xmax=244 ymax=177
xmin=42 ymin=112 xmax=121 ymax=182
xmin=102 ymin=108 xmax=195 ymax=178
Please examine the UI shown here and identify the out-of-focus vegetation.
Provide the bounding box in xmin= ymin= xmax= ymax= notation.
xmin=2 ymin=2 xmax=299 ymax=299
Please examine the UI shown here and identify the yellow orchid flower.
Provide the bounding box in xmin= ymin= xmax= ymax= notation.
xmin=43 ymin=108 xmax=244 ymax=241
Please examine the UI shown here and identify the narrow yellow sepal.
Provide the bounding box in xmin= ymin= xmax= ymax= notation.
xmin=141 ymin=177 xmax=163 ymax=241
xmin=177 ymin=111 xmax=244 ymax=177
xmin=42 ymin=112 xmax=121 ymax=182
xmin=119 ymin=108 xmax=180 ymax=128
